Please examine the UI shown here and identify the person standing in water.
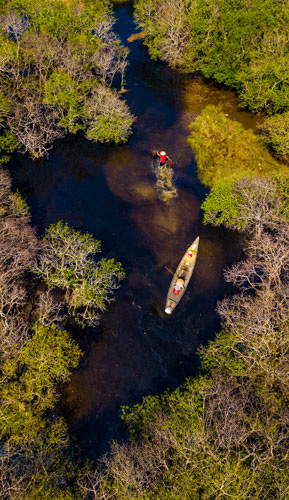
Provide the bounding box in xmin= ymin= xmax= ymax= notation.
xmin=157 ymin=150 xmax=169 ymax=168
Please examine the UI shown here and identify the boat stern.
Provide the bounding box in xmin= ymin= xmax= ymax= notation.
xmin=165 ymin=306 xmax=172 ymax=315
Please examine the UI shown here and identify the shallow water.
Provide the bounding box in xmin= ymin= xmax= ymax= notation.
xmin=9 ymin=1 xmax=262 ymax=458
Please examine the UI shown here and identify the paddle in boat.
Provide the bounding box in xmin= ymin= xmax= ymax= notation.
xmin=165 ymin=236 xmax=199 ymax=315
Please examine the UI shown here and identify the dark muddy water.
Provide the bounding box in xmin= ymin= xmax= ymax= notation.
xmin=10 ymin=2 xmax=262 ymax=459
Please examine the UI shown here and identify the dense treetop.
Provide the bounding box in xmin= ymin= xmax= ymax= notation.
xmin=134 ymin=0 xmax=289 ymax=114
xmin=0 ymin=0 xmax=134 ymax=159
xmin=259 ymin=111 xmax=289 ymax=158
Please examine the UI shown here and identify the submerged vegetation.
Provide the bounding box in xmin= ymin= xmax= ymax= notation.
xmin=187 ymin=105 xmax=289 ymax=229
xmin=0 ymin=0 xmax=134 ymax=160
xmin=187 ymin=105 xmax=281 ymax=187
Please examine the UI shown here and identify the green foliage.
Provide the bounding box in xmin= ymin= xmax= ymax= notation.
xmin=41 ymin=221 xmax=101 ymax=289
xmin=202 ymin=173 xmax=289 ymax=231
xmin=0 ymin=92 xmax=18 ymax=164
xmin=258 ymin=111 xmax=289 ymax=157
xmin=134 ymin=0 xmax=289 ymax=113
xmin=84 ymin=87 xmax=134 ymax=144
xmin=21 ymin=418 xmax=81 ymax=500
xmin=187 ymin=105 xmax=281 ymax=187
xmin=237 ymin=27 xmax=289 ymax=112
xmin=0 ymin=165 xmax=84 ymax=496
xmin=122 ymin=392 xmax=165 ymax=439
xmin=0 ymin=130 xmax=18 ymax=164
xmin=94 ymin=358 xmax=289 ymax=499
xmin=0 ymin=0 xmax=133 ymax=159
xmin=187 ymin=106 xmax=289 ymax=229
xmin=0 ymin=91 xmax=11 ymax=121
xmin=81 ymin=86 xmax=289 ymax=500
xmin=90 ymin=289 xmax=289 ymax=499
xmin=122 ymin=375 xmax=210 ymax=436
xmin=35 ymin=221 xmax=125 ymax=326
xmin=0 ymin=417 xmax=83 ymax=500
xmin=9 ymin=189 xmax=30 ymax=216
xmin=201 ymin=181 xmax=243 ymax=227
xmin=44 ymin=70 xmax=92 ymax=134
xmin=200 ymin=328 xmax=249 ymax=376
xmin=273 ymin=172 xmax=289 ymax=209
xmin=0 ymin=324 xmax=81 ymax=443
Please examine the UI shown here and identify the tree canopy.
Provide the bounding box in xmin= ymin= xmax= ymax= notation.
xmin=33 ymin=221 xmax=125 ymax=327
xmin=0 ymin=0 xmax=134 ymax=159
xmin=134 ymin=0 xmax=289 ymax=113
xmin=187 ymin=105 xmax=289 ymax=229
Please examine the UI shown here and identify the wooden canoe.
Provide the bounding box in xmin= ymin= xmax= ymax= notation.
xmin=165 ymin=237 xmax=199 ymax=315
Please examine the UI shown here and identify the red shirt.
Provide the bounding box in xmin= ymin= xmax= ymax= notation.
xmin=160 ymin=154 xmax=168 ymax=164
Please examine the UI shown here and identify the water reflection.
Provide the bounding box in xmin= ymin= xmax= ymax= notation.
xmin=104 ymin=149 xmax=152 ymax=204
xmin=130 ymin=191 xmax=200 ymax=267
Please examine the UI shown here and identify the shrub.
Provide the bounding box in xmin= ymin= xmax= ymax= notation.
xmin=258 ymin=111 xmax=289 ymax=157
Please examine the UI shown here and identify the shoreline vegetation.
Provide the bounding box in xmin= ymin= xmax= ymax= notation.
xmin=0 ymin=0 xmax=289 ymax=498
xmin=79 ymin=112 xmax=289 ymax=498
xmin=134 ymin=0 xmax=289 ymax=159
xmin=0 ymin=0 xmax=134 ymax=161
xmin=78 ymin=1 xmax=289 ymax=497
xmin=0 ymin=166 xmax=125 ymax=499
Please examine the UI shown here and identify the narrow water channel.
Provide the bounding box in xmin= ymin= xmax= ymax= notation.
xmin=10 ymin=1 xmax=262 ymax=459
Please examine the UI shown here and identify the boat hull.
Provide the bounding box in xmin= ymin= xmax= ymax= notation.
xmin=165 ymin=237 xmax=199 ymax=314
